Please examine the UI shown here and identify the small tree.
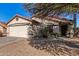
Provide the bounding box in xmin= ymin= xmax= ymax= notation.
xmin=24 ymin=3 xmax=79 ymax=35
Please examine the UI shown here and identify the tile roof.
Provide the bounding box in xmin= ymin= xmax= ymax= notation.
xmin=32 ymin=15 xmax=73 ymax=24
xmin=46 ymin=16 xmax=73 ymax=24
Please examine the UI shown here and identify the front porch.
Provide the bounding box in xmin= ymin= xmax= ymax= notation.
xmin=51 ymin=22 xmax=74 ymax=38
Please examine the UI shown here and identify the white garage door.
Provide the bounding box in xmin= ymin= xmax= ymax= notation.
xmin=7 ymin=25 xmax=29 ymax=38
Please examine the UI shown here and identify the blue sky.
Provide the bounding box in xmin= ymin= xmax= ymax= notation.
xmin=0 ymin=3 xmax=79 ymax=27
xmin=0 ymin=3 xmax=31 ymax=23
xmin=65 ymin=14 xmax=79 ymax=27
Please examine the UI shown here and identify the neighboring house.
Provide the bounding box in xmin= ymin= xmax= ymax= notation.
xmin=0 ymin=22 xmax=7 ymax=36
xmin=7 ymin=14 xmax=32 ymax=38
xmin=32 ymin=16 xmax=74 ymax=38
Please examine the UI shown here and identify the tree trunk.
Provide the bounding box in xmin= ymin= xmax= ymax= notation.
xmin=73 ymin=14 xmax=76 ymax=36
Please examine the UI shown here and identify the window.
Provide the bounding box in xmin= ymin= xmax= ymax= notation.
xmin=16 ymin=17 xmax=19 ymax=21
xmin=53 ymin=25 xmax=60 ymax=34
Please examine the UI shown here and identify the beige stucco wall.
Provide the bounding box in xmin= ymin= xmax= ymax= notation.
xmin=7 ymin=17 xmax=32 ymax=38
xmin=8 ymin=18 xmax=31 ymax=25
xmin=66 ymin=24 xmax=74 ymax=38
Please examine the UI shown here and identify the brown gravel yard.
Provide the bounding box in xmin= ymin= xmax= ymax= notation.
xmin=0 ymin=37 xmax=79 ymax=56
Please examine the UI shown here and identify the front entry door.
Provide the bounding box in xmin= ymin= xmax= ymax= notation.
xmin=60 ymin=25 xmax=68 ymax=37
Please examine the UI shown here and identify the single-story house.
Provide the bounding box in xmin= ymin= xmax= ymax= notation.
xmin=0 ymin=22 xmax=7 ymax=36
xmin=32 ymin=16 xmax=74 ymax=38
xmin=7 ymin=14 xmax=32 ymax=38
xmin=0 ymin=14 xmax=75 ymax=38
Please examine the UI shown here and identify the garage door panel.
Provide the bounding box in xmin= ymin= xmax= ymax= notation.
xmin=8 ymin=26 xmax=29 ymax=38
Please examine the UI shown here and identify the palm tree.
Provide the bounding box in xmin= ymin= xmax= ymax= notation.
xmin=24 ymin=3 xmax=79 ymax=35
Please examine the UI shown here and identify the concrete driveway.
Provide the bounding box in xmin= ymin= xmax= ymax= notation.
xmin=0 ymin=37 xmax=26 ymax=47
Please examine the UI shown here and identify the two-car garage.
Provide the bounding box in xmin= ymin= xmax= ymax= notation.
xmin=7 ymin=15 xmax=32 ymax=38
xmin=7 ymin=25 xmax=29 ymax=38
